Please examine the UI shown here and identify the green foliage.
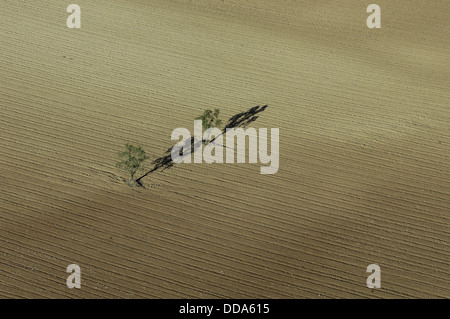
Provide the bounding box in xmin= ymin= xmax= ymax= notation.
xmin=195 ymin=108 xmax=222 ymax=131
xmin=116 ymin=143 xmax=148 ymax=183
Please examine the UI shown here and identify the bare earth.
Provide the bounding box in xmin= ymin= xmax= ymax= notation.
xmin=0 ymin=0 xmax=449 ymax=298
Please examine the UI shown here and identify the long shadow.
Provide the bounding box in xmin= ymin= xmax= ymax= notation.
xmin=136 ymin=104 xmax=268 ymax=183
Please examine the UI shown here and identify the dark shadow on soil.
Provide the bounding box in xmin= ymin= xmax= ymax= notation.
xmin=136 ymin=104 xmax=268 ymax=183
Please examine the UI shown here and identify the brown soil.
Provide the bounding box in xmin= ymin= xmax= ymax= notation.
xmin=0 ymin=0 xmax=449 ymax=298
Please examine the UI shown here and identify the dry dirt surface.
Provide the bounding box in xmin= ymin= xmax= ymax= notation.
xmin=0 ymin=0 xmax=449 ymax=298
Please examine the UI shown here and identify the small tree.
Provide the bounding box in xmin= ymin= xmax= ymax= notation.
xmin=195 ymin=108 xmax=222 ymax=142
xmin=116 ymin=143 xmax=148 ymax=186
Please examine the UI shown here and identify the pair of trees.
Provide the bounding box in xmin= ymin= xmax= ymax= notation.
xmin=116 ymin=108 xmax=221 ymax=186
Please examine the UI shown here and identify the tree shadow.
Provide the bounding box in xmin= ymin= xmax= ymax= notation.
xmin=136 ymin=104 xmax=268 ymax=183
xmin=224 ymin=104 xmax=268 ymax=130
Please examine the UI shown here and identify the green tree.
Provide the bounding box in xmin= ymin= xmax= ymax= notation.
xmin=116 ymin=143 xmax=148 ymax=186
xmin=195 ymin=108 xmax=222 ymax=142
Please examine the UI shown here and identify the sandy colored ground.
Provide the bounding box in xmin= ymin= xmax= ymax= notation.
xmin=0 ymin=0 xmax=449 ymax=298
